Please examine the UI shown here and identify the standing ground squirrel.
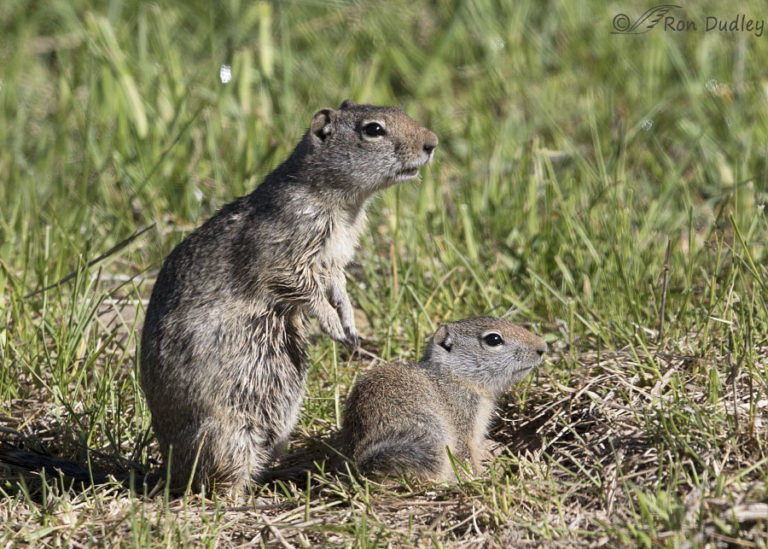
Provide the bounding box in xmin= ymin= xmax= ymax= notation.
xmin=140 ymin=100 xmax=438 ymax=492
xmin=341 ymin=317 xmax=546 ymax=481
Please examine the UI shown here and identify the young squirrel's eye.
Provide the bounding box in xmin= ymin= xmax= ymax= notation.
xmin=483 ymin=333 xmax=504 ymax=346
xmin=362 ymin=122 xmax=386 ymax=137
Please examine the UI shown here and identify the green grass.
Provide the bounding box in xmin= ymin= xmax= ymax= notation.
xmin=1 ymin=0 xmax=767 ymax=546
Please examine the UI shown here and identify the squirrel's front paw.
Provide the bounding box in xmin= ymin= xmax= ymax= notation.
xmin=317 ymin=315 xmax=346 ymax=345
xmin=481 ymin=438 xmax=504 ymax=461
xmin=343 ymin=325 xmax=359 ymax=352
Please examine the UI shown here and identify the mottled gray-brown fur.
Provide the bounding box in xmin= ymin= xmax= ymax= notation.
xmin=341 ymin=317 xmax=546 ymax=481
xmin=140 ymin=100 xmax=438 ymax=493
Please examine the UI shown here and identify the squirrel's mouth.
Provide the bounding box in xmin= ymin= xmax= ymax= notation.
xmin=396 ymin=167 xmax=419 ymax=180
xmin=394 ymin=155 xmax=433 ymax=182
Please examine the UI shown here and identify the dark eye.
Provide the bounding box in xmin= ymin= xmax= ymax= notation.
xmin=362 ymin=122 xmax=386 ymax=137
xmin=483 ymin=333 xmax=504 ymax=346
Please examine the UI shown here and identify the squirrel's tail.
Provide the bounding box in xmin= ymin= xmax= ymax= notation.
xmin=354 ymin=431 xmax=448 ymax=479
xmin=0 ymin=445 xmax=158 ymax=490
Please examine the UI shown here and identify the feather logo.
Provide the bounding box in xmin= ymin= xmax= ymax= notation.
xmin=612 ymin=5 xmax=682 ymax=34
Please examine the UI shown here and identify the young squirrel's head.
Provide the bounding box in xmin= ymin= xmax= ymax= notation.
xmin=422 ymin=317 xmax=547 ymax=396
xmin=306 ymin=99 xmax=438 ymax=197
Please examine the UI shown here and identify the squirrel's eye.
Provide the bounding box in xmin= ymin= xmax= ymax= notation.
xmin=362 ymin=122 xmax=386 ymax=137
xmin=483 ymin=333 xmax=504 ymax=346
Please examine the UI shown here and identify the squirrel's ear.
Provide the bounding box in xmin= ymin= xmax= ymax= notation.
xmin=433 ymin=325 xmax=453 ymax=352
xmin=310 ymin=108 xmax=337 ymax=141
xmin=340 ymin=99 xmax=357 ymax=109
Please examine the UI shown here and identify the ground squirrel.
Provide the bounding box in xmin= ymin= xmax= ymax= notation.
xmin=140 ymin=100 xmax=438 ymax=492
xmin=341 ymin=317 xmax=546 ymax=481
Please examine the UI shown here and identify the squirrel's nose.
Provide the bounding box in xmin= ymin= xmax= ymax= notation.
xmin=423 ymin=132 xmax=438 ymax=155
xmin=535 ymin=342 xmax=547 ymax=358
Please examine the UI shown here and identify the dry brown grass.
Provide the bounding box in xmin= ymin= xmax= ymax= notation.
xmin=2 ymin=328 xmax=766 ymax=547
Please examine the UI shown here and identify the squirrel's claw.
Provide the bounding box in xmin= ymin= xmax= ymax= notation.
xmin=344 ymin=326 xmax=359 ymax=352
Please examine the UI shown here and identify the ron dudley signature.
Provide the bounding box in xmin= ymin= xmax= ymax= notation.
xmin=612 ymin=5 xmax=766 ymax=37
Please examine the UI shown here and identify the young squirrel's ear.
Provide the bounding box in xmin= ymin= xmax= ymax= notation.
xmin=311 ymin=108 xmax=337 ymax=141
xmin=340 ymin=99 xmax=357 ymax=109
xmin=433 ymin=325 xmax=453 ymax=352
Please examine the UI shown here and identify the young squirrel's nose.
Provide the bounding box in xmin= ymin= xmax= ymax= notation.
xmin=535 ymin=342 xmax=547 ymax=358
xmin=423 ymin=132 xmax=438 ymax=155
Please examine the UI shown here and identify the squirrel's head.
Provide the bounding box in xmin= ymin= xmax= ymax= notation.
xmin=423 ymin=317 xmax=547 ymax=396
xmin=306 ymin=100 xmax=438 ymax=197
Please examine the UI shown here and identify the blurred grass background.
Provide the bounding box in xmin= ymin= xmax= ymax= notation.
xmin=1 ymin=0 xmax=767 ymax=545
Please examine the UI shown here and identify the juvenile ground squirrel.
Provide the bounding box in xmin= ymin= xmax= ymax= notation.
xmin=341 ymin=317 xmax=546 ymax=481
xmin=140 ymin=100 xmax=438 ymax=492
